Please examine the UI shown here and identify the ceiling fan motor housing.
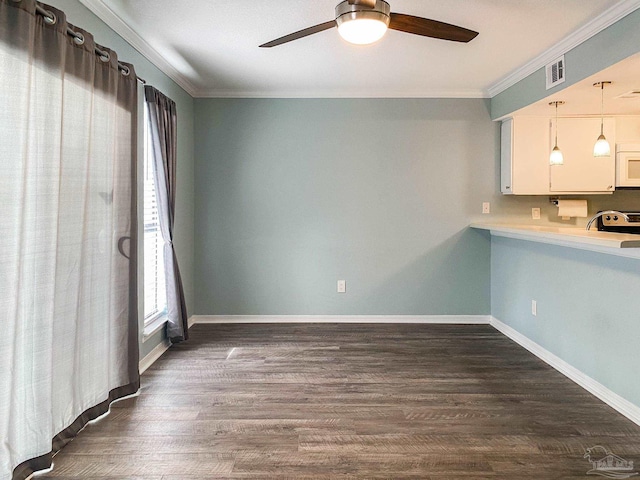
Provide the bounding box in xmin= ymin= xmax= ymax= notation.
xmin=335 ymin=0 xmax=391 ymax=28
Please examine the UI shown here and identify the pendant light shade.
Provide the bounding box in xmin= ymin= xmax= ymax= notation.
xmin=593 ymin=81 xmax=611 ymax=157
xmin=593 ymin=134 xmax=611 ymax=157
xmin=549 ymin=101 xmax=564 ymax=166
xmin=550 ymin=146 xmax=564 ymax=166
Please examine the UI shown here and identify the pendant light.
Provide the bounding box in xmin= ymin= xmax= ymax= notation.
xmin=549 ymin=101 xmax=565 ymax=165
xmin=593 ymin=81 xmax=612 ymax=157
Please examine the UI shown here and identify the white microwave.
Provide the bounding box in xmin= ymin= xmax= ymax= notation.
xmin=616 ymin=143 xmax=640 ymax=187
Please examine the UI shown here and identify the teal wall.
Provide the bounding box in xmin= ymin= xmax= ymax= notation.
xmin=194 ymin=98 xmax=497 ymax=315
xmin=492 ymin=8 xmax=640 ymax=119
xmin=47 ymin=0 xmax=195 ymax=359
xmin=491 ymin=237 xmax=640 ymax=407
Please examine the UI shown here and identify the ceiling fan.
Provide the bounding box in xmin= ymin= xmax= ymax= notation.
xmin=259 ymin=0 xmax=479 ymax=48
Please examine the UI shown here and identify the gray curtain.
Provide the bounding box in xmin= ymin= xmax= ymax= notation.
xmin=0 ymin=2 xmax=139 ymax=479
xmin=144 ymin=86 xmax=189 ymax=342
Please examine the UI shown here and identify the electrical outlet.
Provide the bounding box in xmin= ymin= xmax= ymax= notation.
xmin=482 ymin=202 xmax=490 ymax=214
xmin=337 ymin=280 xmax=346 ymax=293
xmin=532 ymin=208 xmax=541 ymax=220
xmin=531 ymin=300 xmax=537 ymax=316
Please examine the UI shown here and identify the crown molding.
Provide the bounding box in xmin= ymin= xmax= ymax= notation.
xmin=78 ymin=0 xmax=198 ymax=96
xmin=192 ymin=89 xmax=489 ymax=99
xmin=487 ymin=0 xmax=640 ymax=98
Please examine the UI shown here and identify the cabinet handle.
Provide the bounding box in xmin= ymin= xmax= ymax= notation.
xmin=608 ymin=185 xmax=613 ymax=189
xmin=505 ymin=186 xmax=510 ymax=189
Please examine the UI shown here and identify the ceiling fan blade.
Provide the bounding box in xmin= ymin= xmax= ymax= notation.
xmin=348 ymin=0 xmax=376 ymax=7
xmin=260 ymin=20 xmax=336 ymax=48
xmin=389 ymin=13 xmax=478 ymax=43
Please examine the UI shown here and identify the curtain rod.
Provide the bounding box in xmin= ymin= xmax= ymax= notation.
xmin=34 ymin=4 xmax=146 ymax=84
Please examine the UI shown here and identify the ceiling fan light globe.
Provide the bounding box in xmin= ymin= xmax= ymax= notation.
xmin=338 ymin=18 xmax=388 ymax=45
xmin=549 ymin=146 xmax=564 ymax=166
xmin=593 ymin=134 xmax=611 ymax=157
xmin=335 ymin=1 xmax=391 ymax=45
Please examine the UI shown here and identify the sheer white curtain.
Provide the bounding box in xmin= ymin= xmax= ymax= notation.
xmin=0 ymin=2 xmax=139 ymax=479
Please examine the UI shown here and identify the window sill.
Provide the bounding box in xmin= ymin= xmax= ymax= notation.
xmin=143 ymin=314 xmax=167 ymax=342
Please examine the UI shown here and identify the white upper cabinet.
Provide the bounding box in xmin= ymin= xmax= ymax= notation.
xmin=500 ymin=119 xmax=513 ymax=194
xmin=501 ymin=117 xmax=552 ymax=195
xmin=549 ymin=117 xmax=615 ymax=193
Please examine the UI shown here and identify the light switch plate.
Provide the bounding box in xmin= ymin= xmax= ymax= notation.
xmin=532 ymin=208 xmax=541 ymax=220
xmin=337 ymin=280 xmax=346 ymax=293
xmin=482 ymin=202 xmax=490 ymax=214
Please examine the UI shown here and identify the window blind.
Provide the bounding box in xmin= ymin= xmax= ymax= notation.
xmin=143 ymin=109 xmax=167 ymax=324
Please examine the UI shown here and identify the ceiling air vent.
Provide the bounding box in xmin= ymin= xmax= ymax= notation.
xmin=545 ymin=55 xmax=565 ymax=90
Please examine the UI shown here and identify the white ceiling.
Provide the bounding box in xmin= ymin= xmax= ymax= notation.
xmin=84 ymin=0 xmax=634 ymax=97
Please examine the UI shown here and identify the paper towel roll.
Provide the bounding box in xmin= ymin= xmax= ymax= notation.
xmin=557 ymin=199 xmax=588 ymax=218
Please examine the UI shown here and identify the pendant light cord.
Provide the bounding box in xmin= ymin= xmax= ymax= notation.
xmin=555 ymin=102 xmax=559 ymax=147
xmin=600 ymin=82 xmax=605 ymax=135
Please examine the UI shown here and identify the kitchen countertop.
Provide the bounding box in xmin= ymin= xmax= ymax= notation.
xmin=470 ymin=222 xmax=640 ymax=259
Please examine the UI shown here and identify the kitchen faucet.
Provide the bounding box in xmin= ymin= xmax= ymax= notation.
xmin=585 ymin=210 xmax=630 ymax=231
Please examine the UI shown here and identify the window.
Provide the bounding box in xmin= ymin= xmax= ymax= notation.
xmin=143 ymin=106 xmax=167 ymax=325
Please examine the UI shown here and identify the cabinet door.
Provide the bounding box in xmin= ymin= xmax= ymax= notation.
xmin=500 ymin=119 xmax=513 ymax=194
xmin=511 ymin=117 xmax=551 ymax=194
xmin=550 ymin=117 xmax=615 ymax=193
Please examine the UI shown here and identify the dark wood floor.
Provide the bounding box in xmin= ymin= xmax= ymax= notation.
xmin=41 ymin=323 xmax=640 ymax=479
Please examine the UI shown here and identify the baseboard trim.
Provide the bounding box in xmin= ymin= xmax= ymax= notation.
xmin=139 ymin=338 xmax=171 ymax=374
xmin=138 ymin=317 xmax=197 ymax=374
xmin=490 ymin=316 xmax=640 ymax=427
xmin=191 ymin=315 xmax=491 ymax=324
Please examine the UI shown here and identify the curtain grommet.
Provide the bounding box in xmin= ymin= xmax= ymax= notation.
xmin=121 ymin=65 xmax=130 ymax=76
xmin=99 ymin=52 xmax=110 ymax=63
xmin=43 ymin=11 xmax=57 ymax=26
xmin=73 ymin=32 xmax=85 ymax=46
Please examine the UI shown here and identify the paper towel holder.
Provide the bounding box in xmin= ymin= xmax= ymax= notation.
xmin=552 ymin=198 xmax=589 ymax=220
